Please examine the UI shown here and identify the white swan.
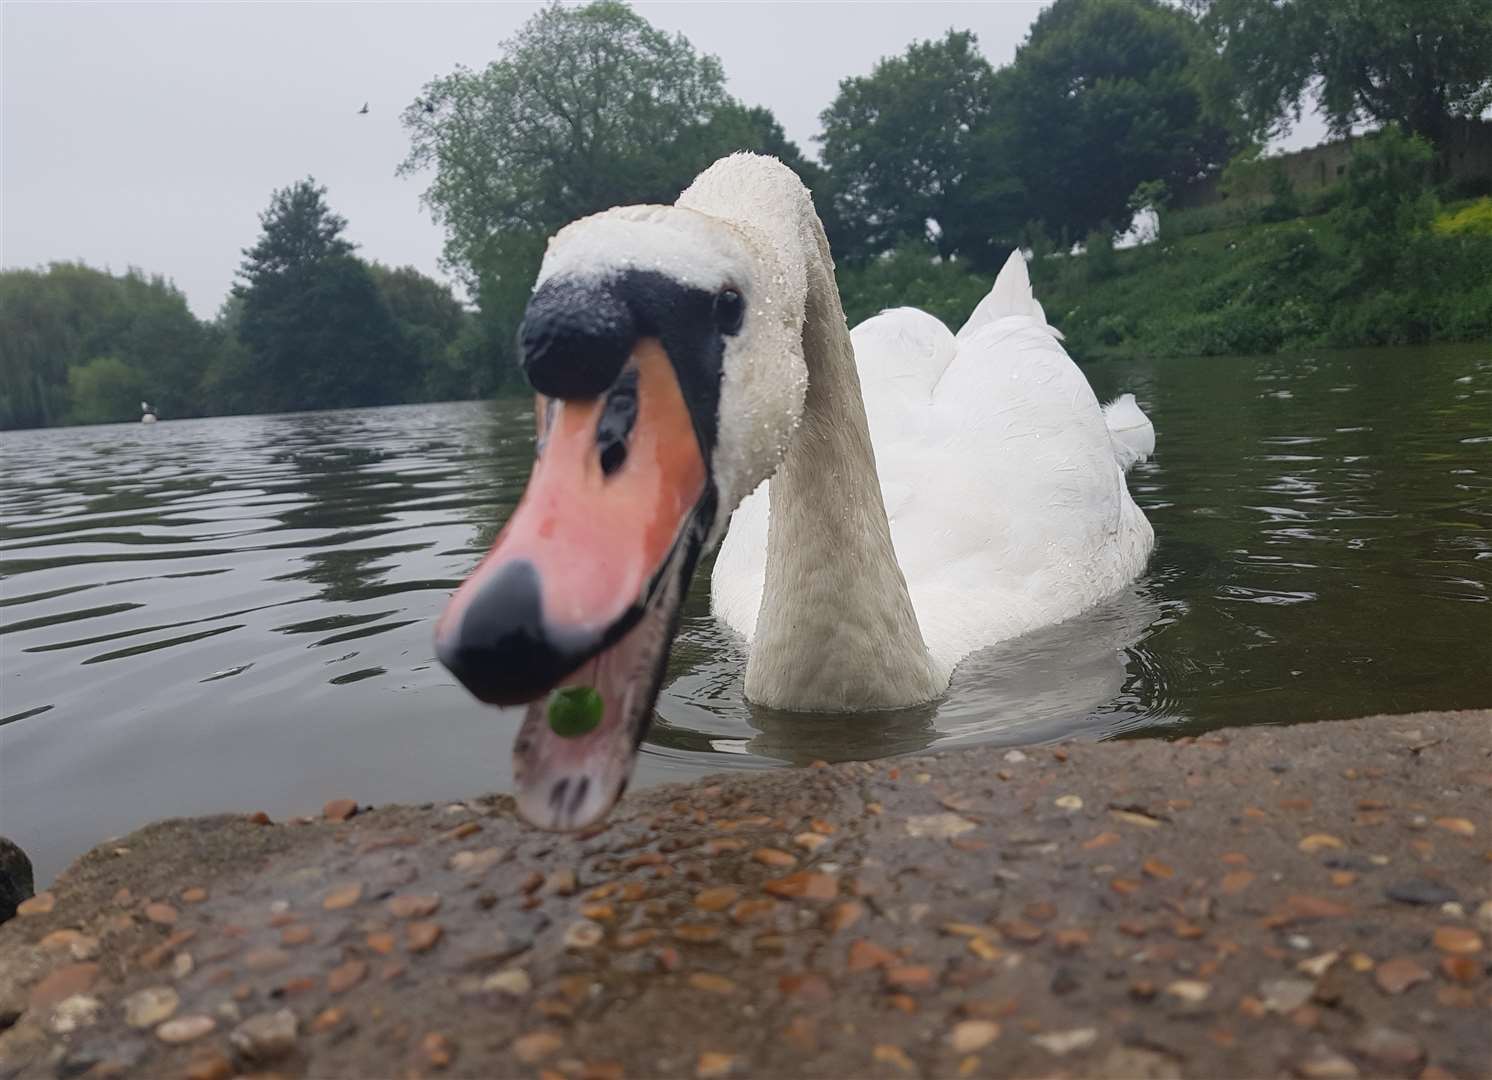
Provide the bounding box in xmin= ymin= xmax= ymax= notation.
xmin=140 ymin=401 xmax=157 ymax=424
xmin=711 ymin=251 xmax=1155 ymax=709
xmin=435 ymin=153 xmax=1155 ymax=829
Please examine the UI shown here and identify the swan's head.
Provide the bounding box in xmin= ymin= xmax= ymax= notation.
xmin=436 ymin=201 xmax=807 ymax=830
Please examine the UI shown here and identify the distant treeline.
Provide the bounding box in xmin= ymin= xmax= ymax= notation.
xmin=3 ymin=0 xmax=1488 ymax=429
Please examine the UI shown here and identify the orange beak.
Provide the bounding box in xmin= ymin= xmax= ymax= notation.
xmin=435 ymin=339 xmax=713 ymax=828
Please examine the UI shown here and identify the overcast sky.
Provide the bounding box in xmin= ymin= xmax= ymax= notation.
xmin=2 ymin=1 xmax=1326 ymax=318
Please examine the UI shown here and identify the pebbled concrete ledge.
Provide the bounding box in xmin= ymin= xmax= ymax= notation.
xmin=1 ymin=710 xmax=1488 ymax=1079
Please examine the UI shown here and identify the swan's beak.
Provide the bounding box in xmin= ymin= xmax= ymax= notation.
xmin=435 ymin=338 xmax=713 ymax=830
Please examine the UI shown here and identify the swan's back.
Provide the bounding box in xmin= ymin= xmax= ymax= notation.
xmin=712 ymin=252 xmax=1154 ymax=675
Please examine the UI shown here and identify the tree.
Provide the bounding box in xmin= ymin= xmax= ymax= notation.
xmin=1197 ymin=0 xmax=1492 ymax=144
xmin=818 ymin=31 xmax=998 ymax=263
xmin=398 ymin=1 xmax=819 ymax=382
xmin=66 ymin=356 xmax=145 ymax=424
xmin=992 ymin=0 xmax=1240 ymax=243
xmin=366 ymin=263 xmax=471 ymax=400
xmin=402 ymin=1 xmax=728 ymax=281
xmin=234 ymin=179 xmax=406 ymax=413
xmin=0 ymin=263 xmax=219 ymax=429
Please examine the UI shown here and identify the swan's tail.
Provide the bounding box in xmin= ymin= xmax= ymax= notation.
xmin=1103 ymin=393 xmax=1154 ymax=472
xmin=957 ymin=250 xmax=1061 ymax=341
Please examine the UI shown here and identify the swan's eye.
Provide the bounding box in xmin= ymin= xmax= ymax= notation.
xmin=714 ymin=288 xmax=745 ymax=336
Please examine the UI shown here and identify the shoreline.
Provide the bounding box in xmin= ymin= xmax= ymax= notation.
xmin=2 ymin=709 xmax=1488 ymax=1078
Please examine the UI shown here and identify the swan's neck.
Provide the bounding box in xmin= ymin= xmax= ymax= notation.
xmin=744 ymin=223 xmax=941 ymax=710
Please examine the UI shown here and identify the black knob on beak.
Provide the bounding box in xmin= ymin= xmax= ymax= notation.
xmin=519 ymin=278 xmax=636 ymax=400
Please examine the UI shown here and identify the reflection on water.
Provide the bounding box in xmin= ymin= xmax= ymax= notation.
xmin=3 ymin=344 xmax=1490 ymax=883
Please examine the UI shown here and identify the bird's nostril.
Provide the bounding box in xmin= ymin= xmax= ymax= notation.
xmin=596 ymin=367 xmax=639 ymax=477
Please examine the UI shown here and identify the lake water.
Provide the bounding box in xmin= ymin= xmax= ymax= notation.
xmin=3 ymin=344 xmax=1490 ymax=884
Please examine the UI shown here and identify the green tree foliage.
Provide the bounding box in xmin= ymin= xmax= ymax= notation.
xmin=66 ymin=356 xmax=145 ymax=425
xmin=991 ymin=0 xmax=1240 ymax=245
xmin=835 ymin=243 xmax=995 ymax=329
xmin=365 ymin=262 xmax=470 ymax=401
xmin=233 ymin=179 xmax=407 ymax=413
xmin=818 ymin=31 xmax=997 ymax=263
xmin=0 ymin=264 xmax=216 ymax=429
xmin=1332 ymin=127 xmax=1439 ymax=282
xmin=398 ymin=0 xmax=819 ymax=383
xmin=1197 ymin=0 xmax=1492 ymax=144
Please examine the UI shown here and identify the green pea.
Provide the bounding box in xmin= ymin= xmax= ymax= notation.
xmin=547 ymin=685 xmax=604 ymax=738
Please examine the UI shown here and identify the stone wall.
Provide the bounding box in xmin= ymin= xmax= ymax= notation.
xmin=1173 ymin=119 xmax=1492 ymax=211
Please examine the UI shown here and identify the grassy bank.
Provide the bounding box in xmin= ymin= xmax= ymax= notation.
xmin=839 ymin=194 xmax=1492 ymax=361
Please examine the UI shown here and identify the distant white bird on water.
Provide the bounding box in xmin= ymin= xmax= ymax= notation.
xmin=140 ymin=401 xmax=157 ymax=424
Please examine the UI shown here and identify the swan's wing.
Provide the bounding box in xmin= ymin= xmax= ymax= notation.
xmin=711 ymin=479 xmax=768 ymax=639
xmin=880 ymin=312 xmax=1152 ymax=667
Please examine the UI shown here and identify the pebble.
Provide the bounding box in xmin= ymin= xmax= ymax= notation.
xmin=696 ymin=1051 xmax=736 ymax=1079
xmin=310 ymin=1007 xmax=345 ymax=1034
xmin=156 ymin=1014 xmax=217 ymax=1044
xmin=1373 ymin=955 xmax=1431 ymax=994
xmin=450 ymin=847 xmax=504 ymax=874
xmin=1431 ymin=926 xmax=1482 ymax=954
xmin=904 ymin=813 xmax=976 ymax=838
xmin=544 ymin=868 xmax=578 ymax=895
xmin=688 ymin=972 xmax=737 ymax=995
xmin=1296 ymin=951 xmax=1340 ymax=977
xmin=514 ymin=1031 xmax=564 ymax=1064
xmin=172 ymin=951 xmax=195 ymax=979
xmin=280 ymin=924 xmax=313 ymax=946
xmin=483 ymin=968 xmax=532 ymax=995
xmin=1260 ymin=978 xmax=1315 ymax=1013
xmin=123 ymin=985 xmax=180 ymax=1028
xmin=1433 ymin=817 xmax=1475 ymax=836
xmin=50 ymin=993 xmax=101 ymax=1034
xmin=180 ymin=886 xmax=208 ymax=903
xmin=753 ymin=847 xmax=797 ymax=867
xmin=387 ymin=893 xmax=442 ymax=919
xmin=1055 ymin=795 xmax=1084 ymax=811
xmin=1142 ymin=857 xmax=1175 ymax=879
xmin=230 ymin=1009 xmax=299 ymax=1065
xmin=1384 ymin=879 xmax=1459 ymax=905
xmin=795 ymin=832 xmax=828 ymax=851
xmin=1165 ymin=979 xmax=1211 ymax=1005
xmin=948 ymin=1020 xmax=1000 ymax=1053
xmin=17 ymin=891 xmax=56 ymax=916
xmin=815 ymin=900 xmax=861 ymax=933
xmin=694 ymin=886 xmax=740 ymax=911
xmin=763 ymin=871 xmax=838 ymax=900
xmin=1292 ymin=1046 xmax=1359 ymax=1079
xmin=243 ymin=947 xmax=290 ymax=972
xmin=38 ymin=929 xmax=100 ymax=961
xmin=884 ymin=965 xmax=933 ymax=990
xmin=1298 ymin=834 xmax=1344 ymax=854
xmin=184 ymin=1054 xmax=234 ymax=1080
xmin=1349 ymin=1026 xmax=1423 ymax=1067
xmin=322 ymin=882 xmax=364 ymax=910
xmin=407 ymin=920 xmax=443 ymax=952
xmin=328 ymin=959 xmax=367 ymax=994
xmin=422 ymin=1031 xmax=454 ymax=1069
xmin=1032 ymin=1028 xmax=1098 ymax=1056
xmin=565 ymin=920 xmax=604 ymax=949
xmin=144 ymin=902 xmax=178 ymax=926
xmin=872 ymin=1044 xmax=916 ymax=1073
xmin=323 ymin=798 xmax=357 ymax=821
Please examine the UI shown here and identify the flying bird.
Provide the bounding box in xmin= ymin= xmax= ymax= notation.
xmin=358 ymin=102 xmax=369 ymax=115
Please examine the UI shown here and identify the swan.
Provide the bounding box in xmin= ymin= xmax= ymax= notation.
xmin=140 ymin=401 xmax=157 ymax=424
xmin=711 ymin=254 xmax=1155 ymax=709
xmin=435 ymin=153 xmax=1155 ymax=830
